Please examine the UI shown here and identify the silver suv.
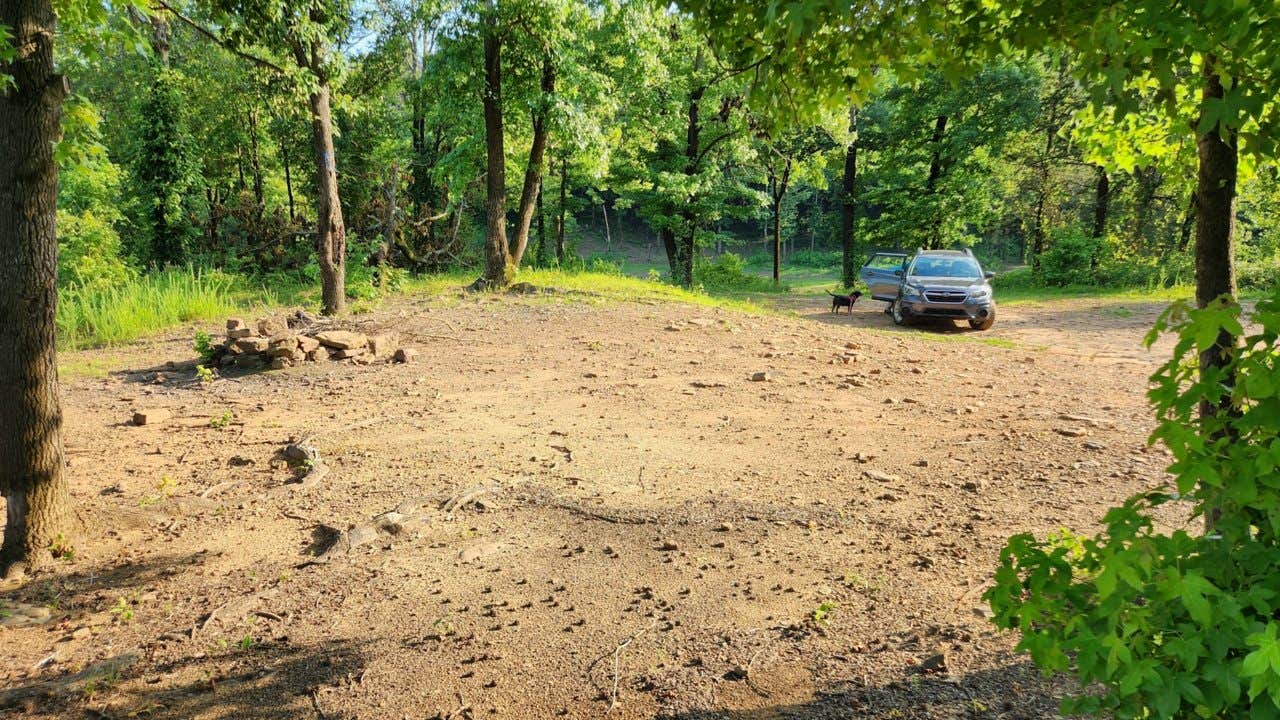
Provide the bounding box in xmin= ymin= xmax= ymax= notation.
xmin=860 ymin=248 xmax=996 ymax=330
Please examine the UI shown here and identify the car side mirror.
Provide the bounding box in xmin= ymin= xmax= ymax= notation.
xmin=893 ymin=269 xmax=903 ymax=277
xmin=984 ymin=271 xmax=995 ymax=280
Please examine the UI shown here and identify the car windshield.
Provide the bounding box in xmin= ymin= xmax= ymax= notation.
xmin=909 ymin=257 xmax=982 ymax=279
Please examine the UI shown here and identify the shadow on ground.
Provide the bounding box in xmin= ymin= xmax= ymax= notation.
xmin=1 ymin=638 xmax=368 ymax=719
xmin=661 ymin=661 xmax=1062 ymax=719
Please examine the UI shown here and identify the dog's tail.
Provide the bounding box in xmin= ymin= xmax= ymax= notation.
xmin=825 ymin=290 xmax=842 ymax=298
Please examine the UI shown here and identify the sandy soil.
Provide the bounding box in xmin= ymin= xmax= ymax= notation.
xmin=0 ymin=290 xmax=1183 ymax=719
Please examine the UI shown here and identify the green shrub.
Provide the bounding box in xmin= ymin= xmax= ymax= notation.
xmin=987 ymin=289 xmax=1280 ymax=718
xmin=58 ymin=210 xmax=133 ymax=290
xmin=1239 ymin=258 xmax=1280 ymax=294
xmin=1039 ymin=228 xmax=1101 ymax=286
xmin=585 ymin=255 xmax=626 ymax=276
xmin=694 ymin=252 xmax=781 ymax=292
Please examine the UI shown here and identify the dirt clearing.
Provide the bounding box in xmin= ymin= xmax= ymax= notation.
xmin=1 ymin=291 xmax=1180 ymax=719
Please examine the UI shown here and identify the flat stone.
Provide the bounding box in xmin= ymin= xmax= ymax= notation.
xmin=233 ymin=337 xmax=270 ymax=353
xmin=132 ymin=408 xmax=172 ymax=426
xmin=297 ymin=335 xmax=321 ymax=353
xmin=227 ymin=328 xmax=256 ymax=340
xmin=226 ymin=318 xmax=247 ymax=332
xmin=750 ymin=371 xmax=770 ymax=382
xmin=316 ymin=330 xmax=368 ymax=350
xmin=268 ymin=334 xmax=299 ymax=349
xmin=334 ymin=348 xmax=366 ymax=360
xmin=269 ymin=356 xmax=291 ymax=370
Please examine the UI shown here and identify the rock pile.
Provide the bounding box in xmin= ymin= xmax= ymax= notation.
xmin=206 ymin=313 xmax=416 ymax=370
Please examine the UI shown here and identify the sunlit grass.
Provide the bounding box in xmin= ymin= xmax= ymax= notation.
xmin=57 ymin=268 xmax=279 ymax=350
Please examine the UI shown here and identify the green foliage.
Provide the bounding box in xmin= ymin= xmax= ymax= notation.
xmin=987 ymin=289 xmax=1280 ymax=718
xmin=57 ymin=102 xmax=133 ymax=290
xmin=786 ymin=249 xmax=841 ymax=269
xmin=132 ymin=67 xmax=201 ymax=266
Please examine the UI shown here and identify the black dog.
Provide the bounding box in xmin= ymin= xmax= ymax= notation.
xmin=826 ymin=290 xmax=863 ymax=314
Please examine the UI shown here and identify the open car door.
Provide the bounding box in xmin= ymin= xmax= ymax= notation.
xmin=859 ymin=252 xmax=909 ymax=302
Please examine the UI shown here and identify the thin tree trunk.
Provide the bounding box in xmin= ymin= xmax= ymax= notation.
xmin=535 ymin=174 xmax=547 ymax=265
xmin=481 ymin=5 xmax=510 ymax=285
xmin=924 ymin=114 xmax=948 ymax=249
xmin=557 ymin=155 xmax=567 ymax=263
xmin=1091 ymin=165 xmax=1109 ymax=240
xmin=308 ymin=82 xmax=346 ymax=315
xmin=510 ymin=55 xmax=555 ymax=268
xmin=770 ymin=157 xmax=791 ymax=285
xmin=380 ymin=161 xmax=398 ymax=291
xmin=602 ymin=195 xmax=611 ymax=248
xmin=0 ymin=0 xmax=71 ymax=576
xmin=249 ymin=108 xmax=265 ymax=219
xmin=283 ymin=142 xmax=295 ymax=221
xmin=1178 ymin=189 xmax=1197 ymax=252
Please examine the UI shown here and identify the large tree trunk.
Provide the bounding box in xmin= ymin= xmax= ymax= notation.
xmin=308 ymin=82 xmax=346 ymax=315
xmin=481 ymin=10 xmax=510 ymax=285
xmin=924 ymin=114 xmax=948 ymax=249
xmin=1194 ymin=65 xmax=1238 ymax=320
xmin=1194 ymin=60 xmax=1240 ymax=532
xmin=510 ymin=56 xmax=555 ymax=268
xmin=840 ymin=107 xmax=857 ymax=288
xmin=0 ymin=0 xmax=71 ymax=577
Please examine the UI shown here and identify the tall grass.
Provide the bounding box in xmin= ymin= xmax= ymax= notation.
xmin=57 ymin=268 xmax=271 ymax=349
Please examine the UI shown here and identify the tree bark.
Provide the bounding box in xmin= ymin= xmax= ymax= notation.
xmin=481 ymin=6 xmax=511 ymax=285
xmin=510 ymin=55 xmax=555 ymax=268
xmin=924 ymin=114 xmax=948 ymax=249
xmin=1178 ymin=189 xmax=1197 ymax=252
xmin=0 ymin=0 xmax=71 ymax=576
xmin=308 ymin=82 xmax=346 ymax=315
xmin=669 ymin=57 xmax=706 ymax=288
xmin=840 ymin=107 xmax=858 ymax=288
xmin=556 ymin=155 xmax=567 ymax=263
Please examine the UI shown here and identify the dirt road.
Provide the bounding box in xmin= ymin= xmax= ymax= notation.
xmin=0 ymin=290 xmax=1180 ymax=719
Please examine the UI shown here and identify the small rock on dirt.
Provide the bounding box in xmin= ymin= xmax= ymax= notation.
xmin=1055 ymin=427 xmax=1089 ymax=437
xmin=750 ymin=371 xmax=770 ymax=382
xmin=394 ymin=348 xmax=419 ymax=363
xmin=918 ymin=650 xmax=949 ymax=674
xmin=459 ymin=542 xmax=503 ymax=564
xmin=226 ymin=318 xmax=247 ymax=332
xmin=863 ymin=469 xmax=899 ymax=483
xmin=659 ymin=540 xmax=679 ymax=551
xmin=132 ymin=408 xmax=171 ymax=426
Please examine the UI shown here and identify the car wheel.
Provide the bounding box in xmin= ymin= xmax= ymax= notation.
xmin=891 ymin=300 xmax=910 ymax=326
xmin=969 ymin=305 xmax=996 ymax=331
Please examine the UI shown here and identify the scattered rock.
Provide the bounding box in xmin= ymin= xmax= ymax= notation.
xmin=1084 ymin=440 xmax=1107 ymax=450
xmin=0 ymin=601 xmax=53 ymax=628
xmin=918 ymin=650 xmax=949 ymax=674
xmin=659 ymin=540 xmax=679 ymax=552
xmin=226 ymin=318 xmax=247 ymax=332
xmin=716 ymin=522 xmax=734 ymax=532
xmin=269 ymin=356 xmax=291 ymax=370
xmin=393 ymin=347 xmax=419 ymax=363
xmin=132 ymin=408 xmax=172 ymax=426
xmin=257 ymin=317 xmax=288 ymax=337
xmin=369 ymin=332 xmax=400 ymax=358
xmin=863 ymin=469 xmax=899 ymax=483
xmin=750 ymin=371 xmax=771 ymax=382
xmin=1055 ymin=427 xmax=1089 ymax=438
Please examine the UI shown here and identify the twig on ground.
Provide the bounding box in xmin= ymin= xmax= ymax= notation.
xmin=441 ymin=486 xmax=499 ymax=515
xmin=310 ymin=688 xmax=328 ymax=720
xmin=606 ymin=621 xmax=657 ymax=713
